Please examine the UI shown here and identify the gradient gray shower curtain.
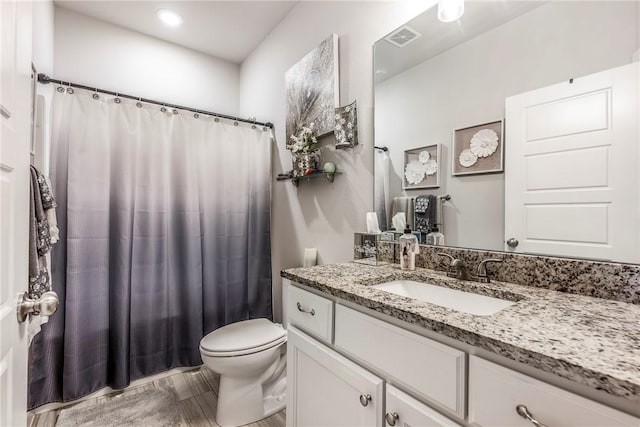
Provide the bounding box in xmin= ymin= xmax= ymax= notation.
xmin=28 ymin=89 xmax=273 ymax=408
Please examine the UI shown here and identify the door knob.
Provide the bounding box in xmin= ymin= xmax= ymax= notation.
xmin=506 ymin=238 xmax=519 ymax=248
xmin=17 ymin=291 xmax=59 ymax=323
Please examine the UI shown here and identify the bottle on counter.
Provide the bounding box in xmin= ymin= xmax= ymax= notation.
xmin=399 ymin=226 xmax=420 ymax=271
xmin=426 ymin=226 xmax=445 ymax=246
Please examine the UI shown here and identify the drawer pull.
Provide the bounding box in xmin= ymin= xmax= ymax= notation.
xmin=385 ymin=412 xmax=399 ymax=426
xmin=359 ymin=394 xmax=372 ymax=407
xmin=516 ymin=405 xmax=548 ymax=427
xmin=296 ymin=302 xmax=315 ymax=316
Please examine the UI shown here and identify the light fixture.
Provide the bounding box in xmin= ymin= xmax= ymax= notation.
xmin=438 ymin=0 xmax=464 ymax=23
xmin=157 ymin=9 xmax=183 ymax=26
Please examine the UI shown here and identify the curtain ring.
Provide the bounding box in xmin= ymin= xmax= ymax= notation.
xmin=251 ymin=119 xmax=257 ymax=130
xmin=92 ymin=88 xmax=99 ymax=100
xmin=56 ymin=86 xmax=65 ymax=93
xmin=66 ymin=82 xmax=74 ymax=94
xmin=233 ymin=121 xmax=239 ymax=127
xmin=114 ymin=92 xmax=121 ymax=104
xmin=172 ymin=109 xmax=178 ymax=115
xmin=136 ymin=97 xmax=142 ymax=108
xmin=214 ymin=117 xmax=219 ymax=123
xmin=193 ymin=113 xmax=199 ymax=119
xmin=160 ymin=105 xmax=167 ymax=113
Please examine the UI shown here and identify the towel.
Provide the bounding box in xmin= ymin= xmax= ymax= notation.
xmin=28 ymin=166 xmax=57 ymax=344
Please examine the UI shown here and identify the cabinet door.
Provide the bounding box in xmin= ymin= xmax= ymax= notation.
xmin=287 ymin=326 xmax=384 ymax=427
xmin=469 ymin=356 xmax=639 ymax=427
xmin=385 ymin=385 xmax=462 ymax=427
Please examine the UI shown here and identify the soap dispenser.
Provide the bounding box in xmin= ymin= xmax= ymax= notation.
xmin=399 ymin=226 xmax=419 ymax=271
xmin=426 ymin=226 xmax=445 ymax=246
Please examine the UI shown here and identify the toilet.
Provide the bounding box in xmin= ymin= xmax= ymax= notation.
xmin=200 ymin=318 xmax=287 ymax=427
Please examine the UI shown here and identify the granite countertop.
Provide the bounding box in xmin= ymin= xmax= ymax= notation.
xmin=281 ymin=262 xmax=640 ymax=405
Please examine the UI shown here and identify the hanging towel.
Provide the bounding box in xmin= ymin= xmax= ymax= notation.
xmin=426 ymin=195 xmax=438 ymax=232
xmin=28 ymin=166 xmax=57 ymax=344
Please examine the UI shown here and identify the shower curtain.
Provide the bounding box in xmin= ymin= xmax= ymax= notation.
xmin=28 ymin=89 xmax=273 ymax=409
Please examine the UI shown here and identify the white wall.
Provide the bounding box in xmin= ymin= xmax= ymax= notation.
xmin=54 ymin=7 xmax=240 ymax=115
xmin=376 ymin=1 xmax=639 ymax=251
xmin=239 ymin=1 xmax=437 ymax=321
xmin=32 ymin=0 xmax=55 ymax=173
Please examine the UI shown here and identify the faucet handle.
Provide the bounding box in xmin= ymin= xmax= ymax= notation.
xmin=477 ymin=258 xmax=503 ymax=282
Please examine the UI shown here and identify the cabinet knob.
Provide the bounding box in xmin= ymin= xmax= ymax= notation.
xmin=516 ymin=404 xmax=548 ymax=427
xmin=359 ymin=394 xmax=372 ymax=407
xmin=506 ymin=238 xmax=519 ymax=248
xmin=385 ymin=412 xmax=399 ymax=426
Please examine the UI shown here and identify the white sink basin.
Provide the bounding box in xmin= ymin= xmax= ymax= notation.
xmin=371 ymin=280 xmax=516 ymax=316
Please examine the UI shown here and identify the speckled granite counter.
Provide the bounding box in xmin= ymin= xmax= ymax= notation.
xmin=281 ymin=262 xmax=640 ymax=405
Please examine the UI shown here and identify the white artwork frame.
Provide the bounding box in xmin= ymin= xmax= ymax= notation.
xmin=452 ymin=120 xmax=504 ymax=176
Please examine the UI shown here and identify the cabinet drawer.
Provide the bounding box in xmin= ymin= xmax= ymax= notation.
xmin=334 ymin=305 xmax=466 ymax=418
xmin=287 ymin=284 xmax=334 ymax=344
xmin=469 ymin=356 xmax=639 ymax=426
xmin=386 ymin=385 xmax=462 ymax=427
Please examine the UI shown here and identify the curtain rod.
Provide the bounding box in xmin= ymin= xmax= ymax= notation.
xmin=37 ymin=74 xmax=274 ymax=130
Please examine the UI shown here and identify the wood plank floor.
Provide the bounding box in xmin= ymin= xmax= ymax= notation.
xmin=28 ymin=368 xmax=286 ymax=427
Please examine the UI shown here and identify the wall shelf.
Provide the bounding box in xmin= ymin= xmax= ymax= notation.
xmin=278 ymin=170 xmax=342 ymax=186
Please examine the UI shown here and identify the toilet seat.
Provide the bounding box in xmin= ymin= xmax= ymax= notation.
xmin=200 ymin=318 xmax=286 ymax=357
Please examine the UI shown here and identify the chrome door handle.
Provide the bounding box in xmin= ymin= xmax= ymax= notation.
xmin=17 ymin=291 xmax=59 ymax=323
xmin=506 ymin=238 xmax=519 ymax=248
xmin=359 ymin=394 xmax=372 ymax=407
xmin=516 ymin=405 xmax=548 ymax=427
xmin=296 ymin=302 xmax=315 ymax=316
xmin=385 ymin=412 xmax=399 ymax=426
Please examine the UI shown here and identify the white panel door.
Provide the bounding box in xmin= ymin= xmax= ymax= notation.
xmin=286 ymin=326 xmax=384 ymax=427
xmin=385 ymin=385 xmax=462 ymax=427
xmin=0 ymin=0 xmax=32 ymax=425
xmin=505 ymin=63 xmax=640 ymax=262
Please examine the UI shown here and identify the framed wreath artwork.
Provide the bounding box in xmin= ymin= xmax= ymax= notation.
xmin=403 ymin=144 xmax=440 ymax=190
xmin=452 ymin=120 xmax=504 ymax=176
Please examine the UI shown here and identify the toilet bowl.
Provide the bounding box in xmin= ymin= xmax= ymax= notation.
xmin=200 ymin=318 xmax=287 ymax=427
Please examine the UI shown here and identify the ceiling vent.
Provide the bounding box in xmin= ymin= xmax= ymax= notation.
xmin=384 ymin=25 xmax=422 ymax=48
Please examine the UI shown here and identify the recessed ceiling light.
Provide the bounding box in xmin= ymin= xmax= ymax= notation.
xmin=438 ymin=0 xmax=464 ymax=23
xmin=157 ymin=9 xmax=183 ymax=27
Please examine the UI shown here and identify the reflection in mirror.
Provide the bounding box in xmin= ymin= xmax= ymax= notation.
xmin=373 ymin=1 xmax=640 ymax=263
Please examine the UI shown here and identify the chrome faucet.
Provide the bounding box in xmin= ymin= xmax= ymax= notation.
xmin=476 ymin=258 xmax=503 ymax=283
xmin=436 ymin=253 xmax=466 ymax=279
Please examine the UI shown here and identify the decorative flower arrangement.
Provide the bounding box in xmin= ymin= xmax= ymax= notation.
xmin=404 ymin=150 xmax=438 ymax=185
xmin=290 ymin=122 xmax=319 ymax=155
xmin=469 ymin=129 xmax=499 ymax=158
xmin=458 ymin=128 xmax=499 ymax=168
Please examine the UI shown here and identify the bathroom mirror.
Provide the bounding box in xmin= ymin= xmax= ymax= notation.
xmin=373 ymin=1 xmax=640 ymax=263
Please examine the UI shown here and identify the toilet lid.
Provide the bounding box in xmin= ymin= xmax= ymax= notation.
xmin=200 ymin=318 xmax=286 ymax=353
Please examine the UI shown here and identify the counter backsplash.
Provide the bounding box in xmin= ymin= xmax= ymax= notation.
xmin=366 ymin=237 xmax=640 ymax=305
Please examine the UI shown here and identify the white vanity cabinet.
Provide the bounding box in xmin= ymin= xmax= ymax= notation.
xmin=469 ymin=356 xmax=639 ymax=427
xmin=286 ymin=326 xmax=384 ymax=427
xmin=285 ymin=283 xmax=639 ymax=427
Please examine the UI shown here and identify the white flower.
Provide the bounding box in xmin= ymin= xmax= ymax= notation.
xmin=423 ymin=159 xmax=438 ymax=176
xmin=470 ymin=129 xmax=499 ymax=158
xmin=404 ymin=160 xmax=426 ymax=185
xmin=459 ymin=149 xmax=478 ymax=167
xmin=418 ymin=151 xmax=430 ymax=163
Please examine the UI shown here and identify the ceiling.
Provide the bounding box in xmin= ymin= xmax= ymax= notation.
xmin=55 ymin=1 xmax=298 ymax=64
xmin=374 ymin=1 xmax=547 ymax=83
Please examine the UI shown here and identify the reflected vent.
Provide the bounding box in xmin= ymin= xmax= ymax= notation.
xmin=384 ymin=25 xmax=422 ymax=47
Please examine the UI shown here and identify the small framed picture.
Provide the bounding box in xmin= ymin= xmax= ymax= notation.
xmin=403 ymin=144 xmax=440 ymax=190
xmin=452 ymin=120 xmax=504 ymax=176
